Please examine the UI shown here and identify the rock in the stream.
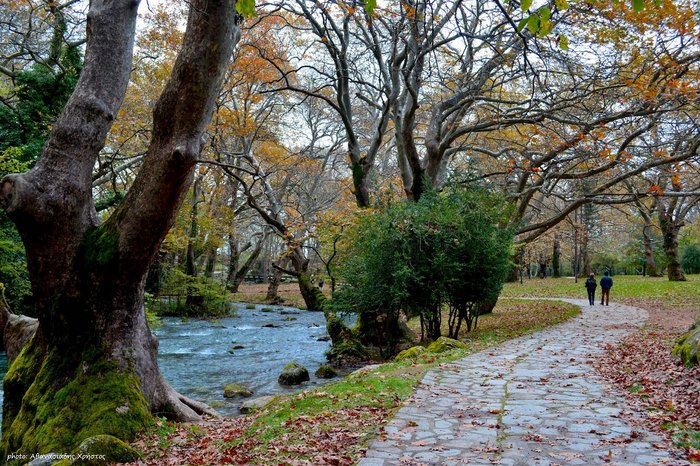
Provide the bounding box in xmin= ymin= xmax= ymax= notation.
xmin=224 ymin=383 xmax=253 ymax=398
xmin=314 ymin=364 xmax=338 ymax=379
xmin=278 ymin=362 xmax=310 ymax=385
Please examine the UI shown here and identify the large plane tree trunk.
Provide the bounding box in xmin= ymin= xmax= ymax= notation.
xmin=0 ymin=0 xmax=240 ymax=455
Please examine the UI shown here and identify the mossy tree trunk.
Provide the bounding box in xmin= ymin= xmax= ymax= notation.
xmin=0 ymin=0 xmax=240 ymax=456
xmin=266 ymin=256 xmax=288 ymax=303
xmin=658 ymin=194 xmax=692 ymax=282
xmin=289 ymin=250 xmax=326 ymax=311
xmin=661 ymin=218 xmax=686 ymax=281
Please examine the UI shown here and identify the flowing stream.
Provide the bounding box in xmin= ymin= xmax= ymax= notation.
xmin=0 ymin=303 xmax=331 ymax=418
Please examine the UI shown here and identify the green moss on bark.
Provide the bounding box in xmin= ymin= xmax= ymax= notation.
xmin=352 ymin=164 xmax=364 ymax=194
xmin=298 ymin=273 xmax=326 ymax=311
xmin=2 ymin=334 xmax=45 ymax=434
xmin=2 ymin=345 xmax=151 ymax=459
xmin=81 ymin=224 xmax=120 ymax=269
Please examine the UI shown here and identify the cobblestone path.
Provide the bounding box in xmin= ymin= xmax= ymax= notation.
xmin=358 ymin=299 xmax=688 ymax=466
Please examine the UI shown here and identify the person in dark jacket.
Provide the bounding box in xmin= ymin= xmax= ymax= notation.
xmin=584 ymin=273 xmax=597 ymax=305
xmin=600 ymin=271 xmax=613 ymax=305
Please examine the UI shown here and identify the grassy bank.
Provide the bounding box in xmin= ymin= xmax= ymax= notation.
xmin=131 ymin=299 xmax=579 ymax=465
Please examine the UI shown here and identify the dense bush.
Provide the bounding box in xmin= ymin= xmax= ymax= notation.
xmin=330 ymin=186 xmax=513 ymax=355
xmin=681 ymin=244 xmax=700 ymax=274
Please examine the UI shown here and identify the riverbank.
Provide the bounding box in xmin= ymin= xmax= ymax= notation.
xmin=127 ymin=298 xmax=580 ymax=464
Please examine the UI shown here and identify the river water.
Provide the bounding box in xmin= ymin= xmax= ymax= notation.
xmin=0 ymin=303 xmax=331 ymax=418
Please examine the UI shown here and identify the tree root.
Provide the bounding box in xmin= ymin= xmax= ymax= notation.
xmin=0 ymin=292 xmax=39 ymax=363
xmin=154 ymin=378 xmax=222 ymax=422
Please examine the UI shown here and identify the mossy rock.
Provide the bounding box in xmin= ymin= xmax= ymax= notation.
xmin=397 ymin=321 xmax=418 ymax=343
xmin=261 ymin=307 xmax=274 ymax=312
xmin=283 ymin=316 xmax=297 ymax=321
xmin=245 ymin=304 xmax=256 ymax=310
xmin=240 ymin=395 xmax=276 ymax=414
xmin=278 ymin=363 xmax=310 ymax=386
xmin=394 ymin=345 xmax=427 ymax=361
xmin=71 ymin=434 xmax=141 ymax=464
xmin=314 ymin=364 xmax=338 ymax=379
xmin=673 ymin=321 xmax=700 ymax=367
xmin=325 ymin=338 xmax=370 ymax=362
xmin=426 ymin=336 xmax=467 ymax=353
xmin=224 ymin=384 xmax=253 ymax=398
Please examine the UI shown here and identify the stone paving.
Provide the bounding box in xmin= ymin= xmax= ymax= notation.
xmin=358 ymin=299 xmax=689 ymax=466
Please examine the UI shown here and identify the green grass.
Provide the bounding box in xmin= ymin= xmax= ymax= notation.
xmin=627 ymin=384 xmax=644 ymax=394
xmin=501 ymin=274 xmax=700 ymax=310
xmin=671 ymin=427 xmax=700 ymax=451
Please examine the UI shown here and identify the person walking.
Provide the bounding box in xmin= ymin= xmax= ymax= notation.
xmin=600 ymin=271 xmax=613 ymax=305
xmin=584 ymin=273 xmax=597 ymax=305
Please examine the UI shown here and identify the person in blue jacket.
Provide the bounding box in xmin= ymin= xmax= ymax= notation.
xmin=584 ymin=273 xmax=597 ymax=305
xmin=600 ymin=271 xmax=613 ymax=305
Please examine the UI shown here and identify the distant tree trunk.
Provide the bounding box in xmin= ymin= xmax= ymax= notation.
xmin=642 ymin=222 xmax=659 ymax=277
xmin=226 ymin=235 xmax=249 ymax=284
xmin=352 ymin=161 xmax=372 ymax=208
xmin=477 ymin=298 xmax=498 ymax=316
xmin=538 ymin=254 xmax=547 ymax=278
xmin=185 ymin=177 xmax=202 ymax=278
xmin=289 ymin=249 xmax=326 ymax=311
xmin=145 ymin=251 xmax=165 ymax=294
xmin=660 ymin=216 xmax=686 ymax=281
xmin=203 ymin=244 xmax=217 ymax=278
xmin=0 ymin=0 xmax=239 ymax=454
xmin=229 ymin=235 xmax=265 ymax=293
xmin=552 ymin=236 xmax=561 ymax=278
xmin=581 ymin=230 xmax=591 ymax=275
xmin=266 ymin=256 xmax=288 ymax=303
xmin=635 ymin=198 xmax=659 ymax=277
xmin=507 ymin=249 xmax=523 ymax=282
